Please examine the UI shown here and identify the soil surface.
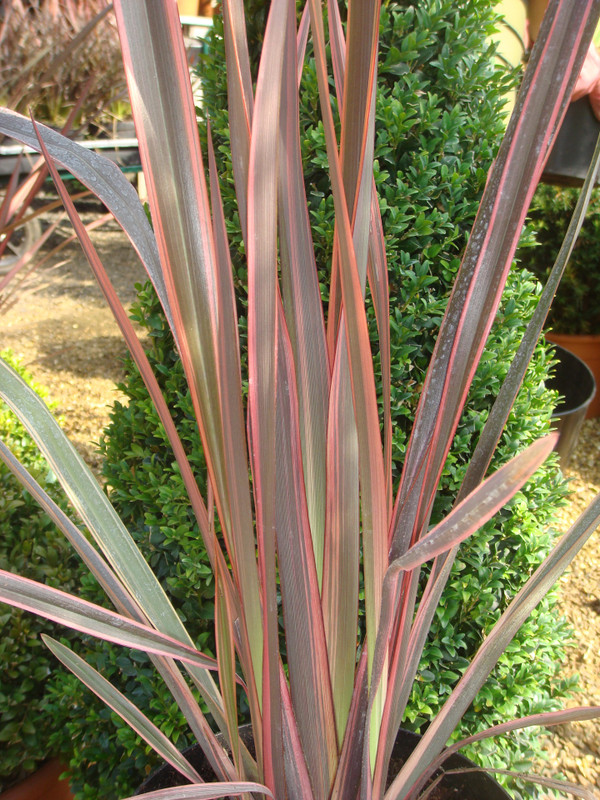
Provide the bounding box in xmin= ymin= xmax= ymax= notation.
xmin=2 ymin=202 xmax=600 ymax=799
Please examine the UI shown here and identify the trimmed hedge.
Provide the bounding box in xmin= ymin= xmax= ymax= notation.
xmin=0 ymin=351 xmax=81 ymax=792
xmin=48 ymin=2 xmax=573 ymax=798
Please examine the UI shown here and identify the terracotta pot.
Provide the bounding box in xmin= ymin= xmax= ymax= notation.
xmin=0 ymin=761 xmax=73 ymax=800
xmin=134 ymin=729 xmax=510 ymax=799
xmin=198 ymin=0 xmax=215 ymax=15
xmin=546 ymin=332 xmax=600 ymax=418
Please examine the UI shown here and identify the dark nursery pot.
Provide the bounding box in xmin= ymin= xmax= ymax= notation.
xmin=135 ymin=729 xmax=510 ymax=799
xmin=547 ymin=343 xmax=597 ymax=468
xmin=547 ymin=334 xmax=600 ymax=420
xmin=541 ymin=97 xmax=600 ymax=187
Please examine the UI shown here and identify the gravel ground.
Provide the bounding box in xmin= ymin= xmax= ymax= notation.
xmin=1 ymin=208 xmax=600 ymax=798
xmin=539 ymin=417 xmax=600 ymax=799
xmin=2 ymin=207 xmax=147 ymax=472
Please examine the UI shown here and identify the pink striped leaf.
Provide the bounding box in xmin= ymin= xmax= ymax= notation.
xmin=385 ymin=491 xmax=600 ymax=800
xmin=319 ymin=8 xmax=363 ymax=724
xmin=214 ymin=566 xmax=242 ymax=778
xmin=205 ymin=126 xmax=264 ymax=726
xmin=113 ymin=0 xmax=264 ymax=693
xmin=369 ymin=436 xmax=557 ymax=793
xmin=0 ymin=570 xmax=218 ymax=670
xmin=244 ymin=0 xmax=289 ymax=790
xmin=32 ymin=118 xmax=214 ymax=554
xmin=221 ymin=0 xmax=254 ymax=242
xmin=152 ymin=658 xmax=243 ymax=785
xmin=308 ymin=0 xmax=388 ymax=677
xmin=187 ymin=37 xmax=268 ymax=795
xmin=43 ymin=637 xmax=204 ymax=785
xmin=0 ymin=439 xmax=145 ymax=621
xmin=279 ymin=666 xmax=314 ymax=800
xmin=392 ymin=435 xmax=557 ymax=572
xmin=120 ymin=784 xmax=273 ymax=800
xmin=278 ymin=0 xmax=329 ymax=584
xmin=296 ymin=3 xmax=310 ymax=86
xmin=322 ymin=339 xmax=360 ymax=741
xmin=0 ymin=357 xmax=199 ymax=647
xmin=339 ymin=2 xmax=380 ymax=289
xmin=0 ymin=109 xmax=173 ymax=332
xmin=390 ymin=0 xmax=600 ymax=562
xmin=275 ymin=300 xmax=338 ymax=797
xmin=327 ymin=0 xmax=392 ymax=504
xmin=329 ymin=651 xmax=369 ymax=800
xmin=433 ymin=705 xmax=600 ymax=770
xmin=320 ymin=4 xmax=391 ymax=741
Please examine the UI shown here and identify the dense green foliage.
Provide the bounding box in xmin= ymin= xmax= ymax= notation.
xmin=48 ymin=2 xmax=573 ymax=798
xmin=0 ymin=351 xmax=81 ymax=792
xmin=519 ymin=182 xmax=600 ymax=334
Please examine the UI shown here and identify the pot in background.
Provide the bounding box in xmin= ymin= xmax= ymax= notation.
xmin=541 ymin=97 xmax=600 ymax=187
xmin=547 ymin=334 xmax=600 ymax=419
xmin=0 ymin=761 xmax=73 ymax=800
xmin=176 ymin=0 xmax=215 ymax=15
xmin=176 ymin=0 xmax=200 ymax=13
xmin=547 ymin=343 xmax=597 ymax=469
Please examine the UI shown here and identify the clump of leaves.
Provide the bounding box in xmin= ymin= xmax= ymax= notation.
xmin=0 ymin=0 xmax=128 ymax=134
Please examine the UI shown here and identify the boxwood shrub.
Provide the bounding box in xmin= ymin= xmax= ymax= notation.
xmin=0 ymin=351 xmax=81 ymax=792
xmin=48 ymin=2 xmax=574 ymax=798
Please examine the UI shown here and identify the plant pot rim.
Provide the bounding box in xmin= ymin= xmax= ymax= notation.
xmin=546 ymin=332 xmax=600 ymax=343
xmin=134 ymin=728 xmax=511 ymax=799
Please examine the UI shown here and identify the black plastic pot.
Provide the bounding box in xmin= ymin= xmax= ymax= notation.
xmin=135 ymin=728 xmax=510 ymax=799
xmin=548 ymin=344 xmax=597 ymax=469
xmin=541 ymin=97 xmax=600 ymax=187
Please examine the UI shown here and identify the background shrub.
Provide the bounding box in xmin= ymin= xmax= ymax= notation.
xmin=48 ymin=2 xmax=573 ymax=798
xmin=0 ymin=351 xmax=81 ymax=792
xmin=518 ymin=182 xmax=600 ymax=335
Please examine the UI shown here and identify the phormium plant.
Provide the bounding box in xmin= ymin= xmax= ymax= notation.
xmin=0 ymin=1 xmax=600 ymax=799
xmin=46 ymin=4 xmax=575 ymax=797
